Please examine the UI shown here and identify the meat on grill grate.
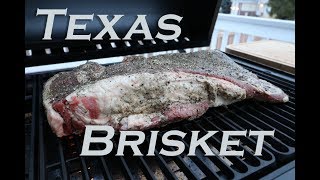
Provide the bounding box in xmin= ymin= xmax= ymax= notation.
xmin=43 ymin=50 xmax=288 ymax=137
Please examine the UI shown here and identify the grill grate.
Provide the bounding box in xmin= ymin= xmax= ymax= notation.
xmin=25 ymin=54 xmax=295 ymax=180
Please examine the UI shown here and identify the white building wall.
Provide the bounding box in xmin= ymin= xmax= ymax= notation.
xmin=230 ymin=0 xmax=270 ymax=18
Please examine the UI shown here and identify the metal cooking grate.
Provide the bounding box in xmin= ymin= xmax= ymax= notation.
xmin=25 ymin=54 xmax=295 ymax=180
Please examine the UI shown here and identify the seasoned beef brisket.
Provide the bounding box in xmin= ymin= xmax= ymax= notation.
xmin=43 ymin=50 xmax=288 ymax=137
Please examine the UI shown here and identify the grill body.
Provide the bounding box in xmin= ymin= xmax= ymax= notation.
xmin=25 ymin=0 xmax=294 ymax=179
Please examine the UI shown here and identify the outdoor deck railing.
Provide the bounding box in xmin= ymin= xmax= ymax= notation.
xmin=210 ymin=13 xmax=295 ymax=51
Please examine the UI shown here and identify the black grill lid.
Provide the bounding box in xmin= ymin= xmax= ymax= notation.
xmin=25 ymin=0 xmax=222 ymax=67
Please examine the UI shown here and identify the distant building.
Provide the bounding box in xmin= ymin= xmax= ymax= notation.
xmin=230 ymin=0 xmax=271 ymax=18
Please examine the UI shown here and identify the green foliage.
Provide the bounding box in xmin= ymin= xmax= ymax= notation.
xmin=268 ymin=0 xmax=295 ymax=20
xmin=221 ymin=0 xmax=232 ymax=14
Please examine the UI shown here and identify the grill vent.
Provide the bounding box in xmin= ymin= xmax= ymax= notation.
xmin=24 ymin=37 xmax=202 ymax=67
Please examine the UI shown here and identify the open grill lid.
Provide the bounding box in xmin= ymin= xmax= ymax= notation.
xmin=25 ymin=0 xmax=222 ymax=67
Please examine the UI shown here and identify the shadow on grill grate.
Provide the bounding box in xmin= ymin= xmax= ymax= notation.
xmin=25 ymin=56 xmax=295 ymax=180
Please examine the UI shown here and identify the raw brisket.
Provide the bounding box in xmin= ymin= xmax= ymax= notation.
xmin=43 ymin=50 xmax=288 ymax=137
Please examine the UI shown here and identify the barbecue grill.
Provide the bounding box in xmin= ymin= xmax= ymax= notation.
xmin=25 ymin=0 xmax=295 ymax=179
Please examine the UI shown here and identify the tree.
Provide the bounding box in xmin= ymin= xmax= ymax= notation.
xmin=268 ymin=0 xmax=295 ymax=20
xmin=221 ymin=0 xmax=232 ymax=14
